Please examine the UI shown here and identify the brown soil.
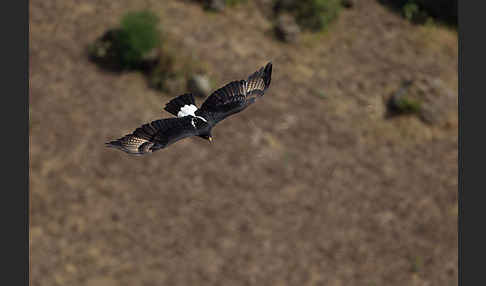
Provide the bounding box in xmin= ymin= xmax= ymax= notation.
xmin=30 ymin=0 xmax=458 ymax=285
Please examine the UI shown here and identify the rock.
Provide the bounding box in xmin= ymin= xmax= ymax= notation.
xmin=341 ymin=0 xmax=355 ymax=8
xmin=275 ymin=13 xmax=301 ymax=43
xmin=204 ymin=0 xmax=226 ymax=11
xmin=416 ymin=78 xmax=457 ymax=125
xmin=419 ymin=94 xmax=456 ymax=125
xmin=187 ymin=74 xmax=212 ymax=97
xmin=386 ymin=79 xmax=457 ymax=126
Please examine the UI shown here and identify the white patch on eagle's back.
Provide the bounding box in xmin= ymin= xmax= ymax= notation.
xmin=178 ymin=104 xmax=208 ymax=127
xmin=177 ymin=104 xmax=198 ymax=118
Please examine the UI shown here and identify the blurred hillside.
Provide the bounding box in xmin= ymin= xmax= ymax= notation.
xmin=30 ymin=0 xmax=457 ymax=286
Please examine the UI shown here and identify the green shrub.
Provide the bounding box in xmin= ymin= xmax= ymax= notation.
xmin=274 ymin=0 xmax=342 ymax=32
xmin=225 ymin=0 xmax=247 ymax=6
xmin=402 ymin=1 xmax=430 ymax=23
xmin=402 ymin=1 xmax=419 ymax=21
xmin=394 ymin=96 xmax=422 ymax=114
xmin=114 ymin=11 xmax=161 ymax=68
xmin=380 ymin=0 xmax=457 ymax=26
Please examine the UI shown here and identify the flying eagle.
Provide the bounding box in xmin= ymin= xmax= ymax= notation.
xmin=106 ymin=62 xmax=272 ymax=155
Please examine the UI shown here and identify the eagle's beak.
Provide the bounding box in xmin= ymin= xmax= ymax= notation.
xmin=208 ymin=136 xmax=213 ymax=143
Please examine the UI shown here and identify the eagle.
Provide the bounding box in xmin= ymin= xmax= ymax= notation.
xmin=106 ymin=62 xmax=272 ymax=155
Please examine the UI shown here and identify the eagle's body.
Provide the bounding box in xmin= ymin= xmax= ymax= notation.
xmin=106 ymin=62 xmax=272 ymax=155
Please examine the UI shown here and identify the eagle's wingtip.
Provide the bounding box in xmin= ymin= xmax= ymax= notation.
xmin=105 ymin=140 xmax=120 ymax=148
xmin=263 ymin=62 xmax=272 ymax=87
xmin=265 ymin=62 xmax=272 ymax=74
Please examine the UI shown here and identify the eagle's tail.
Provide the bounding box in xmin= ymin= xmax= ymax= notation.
xmin=164 ymin=93 xmax=196 ymax=117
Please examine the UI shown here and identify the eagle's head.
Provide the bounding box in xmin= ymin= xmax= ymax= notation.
xmin=199 ymin=133 xmax=213 ymax=143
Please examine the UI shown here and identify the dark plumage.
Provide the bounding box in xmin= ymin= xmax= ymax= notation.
xmin=106 ymin=62 xmax=273 ymax=155
xmin=164 ymin=93 xmax=196 ymax=117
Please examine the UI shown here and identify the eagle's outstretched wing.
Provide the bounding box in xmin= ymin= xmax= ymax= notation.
xmin=197 ymin=62 xmax=272 ymax=124
xmin=105 ymin=116 xmax=205 ymax=155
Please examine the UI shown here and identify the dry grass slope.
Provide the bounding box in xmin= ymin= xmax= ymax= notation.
xmin=30 ymin=0 xmax=457 ymax=285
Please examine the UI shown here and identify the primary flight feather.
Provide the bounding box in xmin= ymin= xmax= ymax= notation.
xmin=106 ymin=62 xmax=273 ymax=155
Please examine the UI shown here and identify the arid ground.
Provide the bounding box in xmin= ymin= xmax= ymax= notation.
xmin=30 ymin=0 xmax=458 ymax=285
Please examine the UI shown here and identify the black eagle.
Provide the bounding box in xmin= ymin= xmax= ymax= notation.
xmin=106 ymin=62 xmax=272 ymax=155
